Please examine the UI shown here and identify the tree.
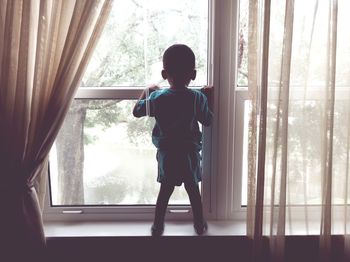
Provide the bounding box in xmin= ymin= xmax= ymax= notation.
xmin=56 ymin=100 xmax=86 ymax=204
xmin=56 ymin=100 xmax=123 ymax=204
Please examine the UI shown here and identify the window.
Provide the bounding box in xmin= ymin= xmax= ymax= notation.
xmin=50 ymin=98 xmax=194 ymax=206
xmin=44 ymin=0 xmax=245 ymax=222
xmin=236 ymin=0 xmax=249 ymax=208
xmin=235 ymin=0 xmax=350 ymax=222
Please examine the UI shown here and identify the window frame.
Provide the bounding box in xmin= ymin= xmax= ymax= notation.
xmin=44 ymin=87 xmax=211 ymax=221
xmin=43 ymin=0 xmax=244 ymax=222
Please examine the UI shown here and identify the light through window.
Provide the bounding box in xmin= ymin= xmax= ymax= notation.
xmin=48 ymin=0 xmax=208 ymax=207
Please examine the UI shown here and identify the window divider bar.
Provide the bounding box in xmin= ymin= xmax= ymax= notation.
xmin=75 ymin=86 xmax=204 ymax=99
xmin=76 ymin=88 xmax=143 ymax=99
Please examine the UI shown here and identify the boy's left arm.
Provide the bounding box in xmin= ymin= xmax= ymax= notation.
xmin=200 ymin=85 xmax=213 ymax=112
xmin=197 ymin=86 xmax=214 ymax=126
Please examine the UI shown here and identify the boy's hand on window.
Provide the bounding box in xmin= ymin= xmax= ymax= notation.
xmin=146 ymin=84 xmax=160 ymax=94
xmin=139 ymin=85 xmax=160 ymax=100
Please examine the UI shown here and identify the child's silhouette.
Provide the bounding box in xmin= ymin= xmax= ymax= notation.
xmin=133 ymin=44 xmax=213 ymax=236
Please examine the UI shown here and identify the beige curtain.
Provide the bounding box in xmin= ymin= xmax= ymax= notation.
xmin=247 ymin=0 xmax=350 ymax=261
xmin=0 ymin=0 xmax=112 ymax=260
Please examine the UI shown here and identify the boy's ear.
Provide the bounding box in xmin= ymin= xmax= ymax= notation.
xmin=191 ymin=70 xmax=197 ymax=80
xmin=161 ymin=70 xmax=167 ymax=80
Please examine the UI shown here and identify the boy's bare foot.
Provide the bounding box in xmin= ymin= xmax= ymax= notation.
xmin=151 ymin=223 xmax=164 ymax=236
xmin=194 ymin=221 xmax=208 ymax=235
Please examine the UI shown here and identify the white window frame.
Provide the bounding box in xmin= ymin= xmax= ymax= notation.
xmin=206 ymin=0 xmax=246 ymax=221
xmin=43 ymin=0 xmax=245 ymax=222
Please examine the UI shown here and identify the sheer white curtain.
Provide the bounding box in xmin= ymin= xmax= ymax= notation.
xmin=0 ymin=0 xmax=112 ymax=260
xmin=247 ymin=0 xmax=350 ymax=261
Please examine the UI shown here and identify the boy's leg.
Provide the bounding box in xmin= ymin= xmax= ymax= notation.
xmin=184 ymin=182 xmax=204 ymax=226
xmin=154 ymin=182 xmax=175 ymax=227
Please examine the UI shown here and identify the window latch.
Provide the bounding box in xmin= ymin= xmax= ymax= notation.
xmin=62 ymin=210 xmax=83 ymax=214
xmin=169 ymin=209 xmax=190 ymax=214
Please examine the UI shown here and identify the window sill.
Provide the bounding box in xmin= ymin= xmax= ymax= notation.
xmin=44 ymin=219 xmax=337 ymax=238
xmin=44 ymin=221 xmax=345 ymax=262
xmin=44 ymin=220 xmax=246 ymax=238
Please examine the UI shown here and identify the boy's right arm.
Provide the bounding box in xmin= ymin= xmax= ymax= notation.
xmin=132 ymin=85 xmax=159 ymax=117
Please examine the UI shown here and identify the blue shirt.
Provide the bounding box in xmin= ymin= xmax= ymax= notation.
xmin=133 ymin=88 xmax=212 ymax=151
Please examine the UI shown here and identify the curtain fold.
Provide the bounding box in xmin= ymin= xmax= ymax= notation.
xmin=0 ymin=0 xmax=112 ymax=260
xmin=247 ymin=0 xmax=350 ymax=261
xmin=319 ymin=1 xmax=338 ymax=261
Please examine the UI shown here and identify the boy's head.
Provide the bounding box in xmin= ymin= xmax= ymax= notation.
xmin=162 ymin=44 xmax=196 ymax=87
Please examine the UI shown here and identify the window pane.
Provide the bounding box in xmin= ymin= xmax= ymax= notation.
xmin=241 ymin=100 xmax=250 ymax=206
xmin=241 ymin=97 xmax=350 ymax=206
xmin=49 ymin=99 xmax=190 ymax=205
xmin=81 ymin=0 xmax=208 ymax=87
xmin=264 ymin=98 xmax=350 ymax=206
xmin=238 ymin=0 xmax=248 ymax=87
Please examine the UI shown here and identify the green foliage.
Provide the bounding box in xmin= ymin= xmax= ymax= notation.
xmin=82 ymin=100 xmax=123 ymax=145
xmin=79 ymin=0 xmax=210 ymax=147
xmin=84 ymin=101 xmax=122 ymax=129
xmin=81 ymin=0 xmax=208 ymax=87
xmin=83 ymin=133 xmax=98 ymax=145
xmin=86 ymin=168 xmax=129 ymax=204
xmin=263 ymin=99 xmax=350 ymax=204
xmin=127 ymin=116 xmax=155 ymax=146
xmin=78 ymin=0 xmax=210 ymax=145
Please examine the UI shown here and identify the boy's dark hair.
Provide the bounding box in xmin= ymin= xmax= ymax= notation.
xmin=163 ymin=44 xmax=195 ymax=77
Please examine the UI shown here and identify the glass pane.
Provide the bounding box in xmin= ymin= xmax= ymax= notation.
xmin=241 ymin=100 xmax=250 ymax=206
xmin=237 ymin=0 xmax=248 ymax=87
xmin=264 ymin=99 xmax=350 ymax=206
xmin=49 ymin=99 xmax=191 ymax=205
xmin=241 ymin=97 xmax=350 ymax=206
xmin=82 ymin=0 xmax=208 ymax=87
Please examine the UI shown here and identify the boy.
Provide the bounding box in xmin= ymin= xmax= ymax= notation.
xmin=133 ymin=44 xmax=213 ymax=236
